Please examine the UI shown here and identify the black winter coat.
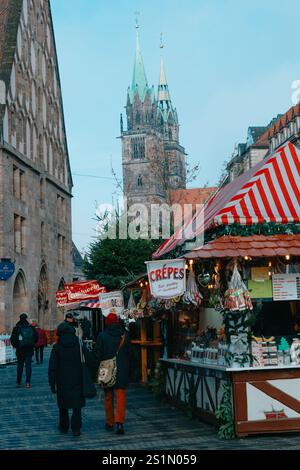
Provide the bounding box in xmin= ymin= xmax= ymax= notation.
xmin=95 ymin=324 xmax=131 ymax=389
xmin=48 ymin=324 xmax=85 ymax=410
xmin=10 ymin=320 xmax=38 ymax=358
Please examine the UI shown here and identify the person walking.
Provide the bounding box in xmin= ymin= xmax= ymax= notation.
xmin=95 ymin=310 xmax=131 ymax=435
xmin=10 ymin=313 xmax=38 ymax=389
xmin=64 ymin=312 xmax=76 ymax=330
xmin=48 ymin=322 xmax=86 ymax=437
xmin=32 ymin=322 xmax=48 ymax=364
xmin=80 ymin=316 xmax=92 ymax=341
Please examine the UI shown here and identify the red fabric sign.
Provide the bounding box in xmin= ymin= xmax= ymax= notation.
xmin=56 ymin=281 xmax=106 ymax=307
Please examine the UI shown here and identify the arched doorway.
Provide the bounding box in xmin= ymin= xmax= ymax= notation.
xmin=13 ymin=270 xmax=29 ymax=324
xmin=38 ymin=264 xmax=49 ymax=329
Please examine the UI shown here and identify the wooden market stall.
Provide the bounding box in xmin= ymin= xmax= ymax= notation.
xmin=123 ymin=276 xmax=163 ymax=384
xmin=153 ymin=141 xmax=300 ymax=437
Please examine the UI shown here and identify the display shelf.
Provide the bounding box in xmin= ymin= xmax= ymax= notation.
xmin=160 ymin=358 xmax=300 ymax=372
xmin=160 ymin=358 xmax=227 ymax=371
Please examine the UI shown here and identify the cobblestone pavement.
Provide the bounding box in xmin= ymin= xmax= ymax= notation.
xmin=0 ymin=349 xmax=300 ymax=450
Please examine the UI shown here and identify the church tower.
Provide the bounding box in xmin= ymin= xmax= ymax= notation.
xmin=121 ymin=27 xmax=186 ymax=210
xmin=156 ymin=55 xmax=186 ymax=190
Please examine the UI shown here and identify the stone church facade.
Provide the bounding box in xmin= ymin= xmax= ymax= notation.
xmin=121 ymin=30 xmax=186 ymax=210
xmin=0 ymin=0 xmax=72 ymax=333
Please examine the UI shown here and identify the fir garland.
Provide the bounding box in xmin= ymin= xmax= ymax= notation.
xmin=164 ymin=221 xmax=300 ymax=259
xmin=215 ymin=380 xmax=235 ymax=439
xmin=222 ymin=309 xmax=253 ymax=367
xmin=206 ymin=221 xmax=300 ymax=243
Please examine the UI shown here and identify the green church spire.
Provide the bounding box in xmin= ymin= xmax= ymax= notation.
xmin=158 ymin=56 xmax=171 ymax=103
xmin=129 ymin=25 xmax=149 ymax=103
xmin=157 ymin=40 xmax=177 ymax=125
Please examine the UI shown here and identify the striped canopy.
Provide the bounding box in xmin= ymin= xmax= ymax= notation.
xmin=153 ymin=141 xmax=300 ymax=259
xmin=80 ymin=300 xmax=101 ymax=309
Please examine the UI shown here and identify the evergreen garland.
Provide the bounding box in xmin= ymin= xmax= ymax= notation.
xmin=165 ymin=221 xmax=300 ymax=259
xmin=206 ymin=221 xmax=300 ymax=243
xmin=215 ymin=380 xmax=235 ymax=439
xmin=222 ymin=309 xmax=253 ymax=367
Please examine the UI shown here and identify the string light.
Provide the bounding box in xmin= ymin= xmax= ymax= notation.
xmin=140 ymin=282 xmax=144 ymax=288
xmin=268 ymin=261 xmax=272 ymax=267
xmin=285 ymin=254 xmax=290 ymax=261
xmin=185 ymin=264 xmax=189 ymax=270
xmin=189 ymin=260 xmax=194 ymax=265
xmin=244 ymin=256 xmax=249 ymax=261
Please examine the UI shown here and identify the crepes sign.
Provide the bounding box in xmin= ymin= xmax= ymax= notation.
xmin=146 ymin=259 xmax=186 ymax=299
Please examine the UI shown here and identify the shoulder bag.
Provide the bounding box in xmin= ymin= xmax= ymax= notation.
xmin=97 ymin=334 xmax=125 ymax=388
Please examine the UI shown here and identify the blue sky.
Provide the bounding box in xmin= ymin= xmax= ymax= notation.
xmin=51 ymin=0 xmax=300 ymax=252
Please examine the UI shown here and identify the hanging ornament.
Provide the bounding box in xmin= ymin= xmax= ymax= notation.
xmin=197 ymin=272 xmax=211 ymax=288
xmin=127 ymin=291 xmax=136 ymax=310
xmin=224 ymin=263 xmax=253 ymax=312
xmin=184 ymin=266 xmax=203 ymax=305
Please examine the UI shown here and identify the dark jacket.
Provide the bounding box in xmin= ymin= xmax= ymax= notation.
xmin=48 ymin=323 xmax=85 ymax=410
xmin=80 ymin=318 xmax=92 ymax=340
xmin=95 ymin=323 xmax=131 ymax=389
xmin=10 ymin=320 xmax=38 ymax=358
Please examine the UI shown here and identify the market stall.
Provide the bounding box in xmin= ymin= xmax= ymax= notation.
xmin=122 ymin=279 xmax=163 ymax=384
xmin=152 ymin=141 xmax=300 ymax=437
xmin=0 ymin=335 xmax=17 ymax=365
xmin=56 ymin=280 xmax=106 ymax=343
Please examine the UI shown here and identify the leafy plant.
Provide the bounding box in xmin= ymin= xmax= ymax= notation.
xmin=147 ymin=362 xmax=166 ymax=401
xmin=215 ymin=381 xmax=235 ymax=439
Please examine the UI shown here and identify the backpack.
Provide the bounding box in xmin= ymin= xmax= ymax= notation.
xmin=97 ymin=335 xmax=125 ymax=388
xmin=18 ymin=326 xmax=35 ymax=348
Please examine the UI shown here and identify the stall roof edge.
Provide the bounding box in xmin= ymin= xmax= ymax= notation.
xmin=184 ymin=234 xmax=300 ymax=259
xmin=122 ymin=273 xmax=148 ymax=290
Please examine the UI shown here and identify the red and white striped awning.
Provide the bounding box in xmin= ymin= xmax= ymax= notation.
xmin=153 ymin=141 xmax=300 ymax=259
xmin=80 ymin=300 xmax=101 ymax=309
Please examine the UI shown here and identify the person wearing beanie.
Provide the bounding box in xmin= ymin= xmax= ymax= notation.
xmin=48 ymin=322 xmax=88 ymax=437
xmin=94 ymin=310 xmax=131 ymax=435
xmin=10 ymin=313 xmax=38 ymax=388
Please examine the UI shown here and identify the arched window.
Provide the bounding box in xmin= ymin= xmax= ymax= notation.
xmin=38 ymin=264 xmax=49 ymax=328
xmin=13 ymin=270 xmax=29 ymax=323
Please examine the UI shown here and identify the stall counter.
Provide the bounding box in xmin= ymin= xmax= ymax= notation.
xmin=160 ymin=358 xmax=300 ymax=436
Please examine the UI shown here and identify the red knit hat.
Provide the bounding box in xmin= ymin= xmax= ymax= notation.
xmin=105 ymin=311 xmax=120 ymax=325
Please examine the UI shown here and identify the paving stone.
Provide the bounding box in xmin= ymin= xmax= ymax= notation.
xmin=1 ymin=349 xmax=300 ymax=449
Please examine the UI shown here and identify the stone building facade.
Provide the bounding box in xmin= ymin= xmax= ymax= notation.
xmin=226 ymin=127 xmax=270 ymax=183
xmin=121 ymin=30 xmax=186 ymax=210
xmin=0 ymin=0 xmax=72 ymax=333
xmin=226 ymin=105 xmax=300 ymax=184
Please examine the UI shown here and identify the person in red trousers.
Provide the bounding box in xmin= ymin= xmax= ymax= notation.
xmin=95 ymin=311 xmax=131 ymax=435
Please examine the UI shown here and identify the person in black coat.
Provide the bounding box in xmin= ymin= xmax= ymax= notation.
xmin=48 ymin=322 xmax=85 ymax=436
xmin=10 ymin=313 xmax=38 ymax=388
xmin=94 ymin=311 xmax=131 ymax=435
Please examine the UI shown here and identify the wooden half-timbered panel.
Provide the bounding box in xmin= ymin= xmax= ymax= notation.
xmin=161 ymin=359 xmax=227 ymax=426
xmin=232 ymin=368 xmax=300 ymax=437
